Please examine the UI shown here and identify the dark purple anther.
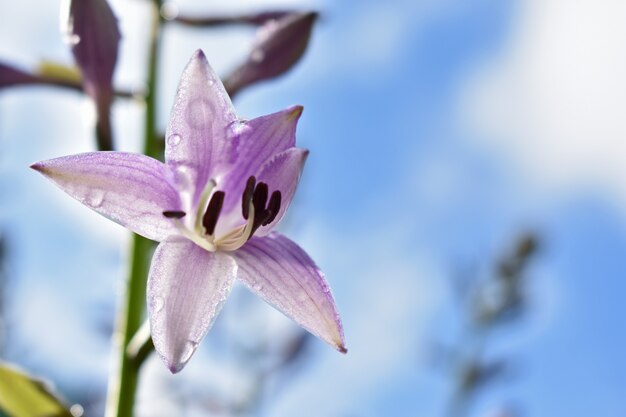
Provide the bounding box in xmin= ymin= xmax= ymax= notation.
xmin=202 ymin=191 xmax=225 ymax=236
xmin=163 ymin=210 xmax=186 ymax=219
xmin=242 ymin=176 xmax=256 ymax=219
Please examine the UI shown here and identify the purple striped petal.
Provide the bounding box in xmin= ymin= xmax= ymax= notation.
xmin=30 ymin=152 xmax=181 ymax=241
xmin=165 ymin=50 xmax=237 ymax=206
xmin=148 ymin=240 xmax=237 ymax=373
xmin=219 ymin=105 xmax=302 ymax=216
xmin=233 ymin=233 xmax=346 ymax=353
xmin=255 ymin=148 xmax=308 ymax=235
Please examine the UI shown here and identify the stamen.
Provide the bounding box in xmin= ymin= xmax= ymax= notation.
xmin=214 ymin=202 xmax=256 ymax=251
xmin=202 ymin=191 xmax=225 ymax=236
xmin=242 ymin=176 xmax=256 ymax=220
xmin=163 ymin=210 xmax=186 ymax=219
xmin=252 ymin=182 xmax=268 ymax=213
xmin=263 ymin=191 xmax=282 ymax=226
xmin=250 ymin=182 xmax=270 ymax=235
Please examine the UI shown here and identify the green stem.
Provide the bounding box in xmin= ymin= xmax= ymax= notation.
xmin=104 ymin=3 xmax=163 ymax=417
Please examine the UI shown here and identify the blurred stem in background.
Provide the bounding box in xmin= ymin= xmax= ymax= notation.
xmin=443 ymin=233 xmax=539 ymax=417
xmin=104 ymin=1 xmax=163 ymax=416
xmin=0 ymin=235 xmax=7 ymax=357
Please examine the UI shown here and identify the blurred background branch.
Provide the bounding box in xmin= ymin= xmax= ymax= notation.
xmin=440 ymin=233 xmax=539 ymax=417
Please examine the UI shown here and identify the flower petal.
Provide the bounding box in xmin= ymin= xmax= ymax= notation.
xmin=233 ymin=233 xmax=346 ymax=353
xmin=165 ymin=50 xmax=237 ymax=206
xmin=30 ymin=152 xmax=181 ymax=241
xmin=219 ymin=105 xmax=302 ymax=216
xmin=148 ymin=240 xmax=237 ymax=373
xmin=255 ymin=148 xmax=308 ymax=235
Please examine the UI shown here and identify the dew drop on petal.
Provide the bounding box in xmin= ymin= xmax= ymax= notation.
xmin=251 ymin=49 xmax=265 ymax=63
xmin=65 ymin=34 xmax=81 ymax=46
xmin=152 ymin=296 xmax=164 ymax=313
xmin=180 ymin=340 xmax=199 ymax=364
xmin=167 ymin=133 xmax=182 ymax=147
xmin=86 ymin=189 xmax=105 ymax=208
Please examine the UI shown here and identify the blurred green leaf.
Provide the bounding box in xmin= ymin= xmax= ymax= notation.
xmin=0 ymin=363 xmax=72 ymax=417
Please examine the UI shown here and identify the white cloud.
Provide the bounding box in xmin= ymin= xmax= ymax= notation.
xmin=309 ymin=0 xmax=459 ymax=81
xmin=460 ymin=0 xmax=626 ymax=207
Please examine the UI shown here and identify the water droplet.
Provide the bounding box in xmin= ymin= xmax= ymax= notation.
xmin=87 ymin=189 xmax=105 ymax=208
xmin=251 ymin=49 xmax=265 ymax=63
xmin=180 ymin=340 xmax=198 ymax=364
xmin=69 ymin=404 xmax=84 ymax=417
xmin=167 ymin=133 xmax=182 ymax=146
xmin=152 ymin=296 xmax=164 ymax=313
xmin=230 ymin=120 xmax=247 ymax=136
xmin=208 ymin=79 xmax=215 ymax=86
xmin=65 ymin=34 xmax=81 ymax=46
xmin=160 ymin=1 xmax=179 ymax=20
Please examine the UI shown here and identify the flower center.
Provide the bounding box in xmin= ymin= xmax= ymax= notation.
xmin=162 ymin=176 xmax=281 ymax=252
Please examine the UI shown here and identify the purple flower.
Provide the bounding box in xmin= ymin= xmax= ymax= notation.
xmin=31 ymin=50 xmax=346 ymax=373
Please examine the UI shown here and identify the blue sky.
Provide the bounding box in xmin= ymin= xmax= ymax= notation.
xmin=2 ymin=0 xmax=626 ymax=416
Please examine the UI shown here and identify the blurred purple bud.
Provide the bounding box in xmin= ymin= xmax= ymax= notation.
xmin=63 ymin=0 xmax=120 ymax=99
xmin=0 ymin=62 xmax=41 ymax=89
xmin=63 ymin=0 xmax=121 ymax=150
xmin=224 ymin=12 xmax=318 ymax=96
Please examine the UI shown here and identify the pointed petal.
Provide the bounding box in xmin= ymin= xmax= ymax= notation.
xmin=255 ymin=148 xmax=308 ymax=235
xmin=148 ymin=240 xmax=237 ymax=373
xmin=219 ymin=105 xmax=302 ymax=215
xmin=30 ymin=152 xmax=181 ymax=241
xmin=233 ymin=233 xmax=345 ymax=352
xmin=165 ymin=50 xmax=237 ymax=205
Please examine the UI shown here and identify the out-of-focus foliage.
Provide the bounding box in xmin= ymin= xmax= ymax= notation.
xmin=0 ymin=364 xmax=72 ymax=417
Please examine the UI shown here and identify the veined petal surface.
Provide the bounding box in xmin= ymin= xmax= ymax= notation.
xmin=31 ymin=152 xmax=180 ymax=241
xmin=219 ymin=106 xmax=302 ymax=216
xmin=165 ymin=50 xmax=236 ymax=206
xmin=233 ymin=233 xmax=345 ymax=352
xmin=255 ymin=148 xmax=308 ymax=235
xmin=148 ymin=240 xmax=237 ymax=373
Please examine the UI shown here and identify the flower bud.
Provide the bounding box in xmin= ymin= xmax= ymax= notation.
xmin=224 ymin=12 xmax=318 ymax=96
xmin=62 ymin=0 xmax=121 ymax=150
xmin=62 ymin=0 xmax=121 ymax=100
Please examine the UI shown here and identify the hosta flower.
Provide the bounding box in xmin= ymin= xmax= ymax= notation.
xmin=31 ymin=50 xmax=345 ymax=373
